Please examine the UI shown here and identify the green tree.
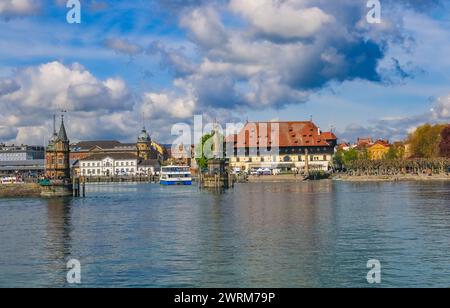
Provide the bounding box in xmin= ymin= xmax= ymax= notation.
xmin=333 ymin=150 xmax=345 ymax=169
xmin=195 ymin=131 xmax=225 ymax=171
xmin=385 ymin=146 xmax=397 ymax=160
xmin=195 ymin=133 xmax=213 ymax=171
xmin=358 ymin=148 xmax=370 ymax=160
xmin=343 ymin=148 xmax=359 ymax=165
xmin=385 ymin=144 xmax=404 ymax=160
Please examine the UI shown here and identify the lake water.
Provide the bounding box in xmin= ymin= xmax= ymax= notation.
xmin=0 ymin=181 xmax=449 ymax=288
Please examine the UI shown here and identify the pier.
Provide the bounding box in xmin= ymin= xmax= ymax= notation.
xmin=199 ymin=159 xmax=235 ymax=189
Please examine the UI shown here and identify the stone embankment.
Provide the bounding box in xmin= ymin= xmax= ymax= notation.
xmin=0 ymin=183 xmax=41 ymax=198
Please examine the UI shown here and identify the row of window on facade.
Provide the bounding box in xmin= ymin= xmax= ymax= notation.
xmin=49 ymin=158 xmax=67 ymax=165
xmin=81 ymin=161 xmax=135 ymax=167
xmin=232 ymin=155 xmax=330 ymax=163
xmin=82 ymin=168 xmax=135 ymax=175
xmin=230 ymin=146 xmax=332 ymax=154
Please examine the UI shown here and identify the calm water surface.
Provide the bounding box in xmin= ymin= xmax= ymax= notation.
xmin=0 ymin=181 xmax=449 ymax=288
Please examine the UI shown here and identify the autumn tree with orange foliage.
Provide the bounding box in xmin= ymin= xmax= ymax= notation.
xmin=407 ymin=124 xmax=447 ymax=158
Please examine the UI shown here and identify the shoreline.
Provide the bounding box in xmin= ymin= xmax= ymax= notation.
xmin=333 ymin=174 xmax=450 ymax=182
xmin=247 ymin=174 xmax=308 ymax=183
xmin=247 ymin=174 xmax=450 ymax=183
xmin=0 ymin=183 xmax=41 ymax=198
xmin=1 ymin=174 xmax=449 ymax=198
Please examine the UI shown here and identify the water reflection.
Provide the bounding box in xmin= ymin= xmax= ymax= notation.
xmin=0 ymin=181 xmax=449 ymax=287
xmin=44 ymin=198 xmax=73 ymax=287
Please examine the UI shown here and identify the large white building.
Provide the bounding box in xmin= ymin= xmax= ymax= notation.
xmin=78 ymin=153 xmax=161 ymax=177
xmin=79 ymin=153 xmax=139 ymax=177
xmin=226 ymin=121 xmax=337 ymax=173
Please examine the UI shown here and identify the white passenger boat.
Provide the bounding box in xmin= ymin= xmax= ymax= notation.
xmin=159 ymin=166 xmax=192 ymax=186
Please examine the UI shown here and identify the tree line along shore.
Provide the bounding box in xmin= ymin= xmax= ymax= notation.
xmin=332 ymin=124 xmax=450 ymax=180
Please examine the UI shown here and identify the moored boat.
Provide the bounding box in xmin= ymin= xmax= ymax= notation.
xmin=159 ymin=166 xmax=192 ymax=185
xmin=160 ymin=166 xmax=192 ymax=185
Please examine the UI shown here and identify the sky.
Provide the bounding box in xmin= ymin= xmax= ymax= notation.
xmin=0 ymin=0 xmax=449 ymax=146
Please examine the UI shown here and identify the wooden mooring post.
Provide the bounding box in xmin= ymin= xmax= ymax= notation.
xmin=72 ymin=177 xmax=86 ymax=198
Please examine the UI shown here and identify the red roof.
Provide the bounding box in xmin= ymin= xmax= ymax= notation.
xmin=321 ymin=132 xmax=337 ymax=140
xmin=371 ymin=139 xmax=391 ymax=148
xmin=227 ymin=121 xmax=336 ymax=148
xmin=357 ymin=138 xmax=373 ymax=148
xmin=338 ymin=143 xmax=350 ymax=150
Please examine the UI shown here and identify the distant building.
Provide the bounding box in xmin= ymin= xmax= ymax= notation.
xmin=0 ymin=160 xmax=45 ymax=176
xmin=337 ymin=143 xmax=351 ymax=151
xmin=137 ymin=159 xmax=161 ymax=176
xmin=356 ymin=138 xmax=374 ymax=149
xmin=0 ymin=144 xmax=45 ymax=161
xmin=78 ymin=153 xmax=161 ymax=177
xmin=70 ymin=140 xmax=135 ymax=161
xmin=45 ymin=116 xmax=71 ymax=179
xmin=70 ymin=126 xmax=166 ymax=162
xmin=227 ymin=121 xmax=337 ymax=172
xmin=168 ymin=143 xmax=195 ymax=167
xmin=368 ymin=140 xmax=391 ymax=160
xmin=79 ymin=153 xmax=139 ymax=177
xmin=404 ymin=143 xmax=413 ymax=159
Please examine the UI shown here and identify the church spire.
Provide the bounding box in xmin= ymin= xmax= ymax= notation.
xmin=53 ymin=114 xmax=57 ymax=136
xmin=57 ymin=113 xmax=68 ymax=142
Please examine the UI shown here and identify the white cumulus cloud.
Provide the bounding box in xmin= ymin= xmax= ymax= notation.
xmin=229 ymin=0 xmax=333 ymax=40
xmin=0 ymin=0 xmax=38 ymax=19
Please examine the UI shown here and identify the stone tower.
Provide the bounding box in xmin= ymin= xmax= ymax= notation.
xmin=137 ymin=125 xmax=152 ymax=160
xmin=45 ymin=115 xmax=71 ymax=179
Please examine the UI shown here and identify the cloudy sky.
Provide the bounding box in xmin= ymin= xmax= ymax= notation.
xmin=0 ymin=0 xmax=449 ymax=145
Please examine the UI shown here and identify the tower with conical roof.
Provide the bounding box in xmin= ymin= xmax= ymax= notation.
xmin=45 ymin=114 xmax=71 ymax=179
xmin=136 ymin=113 xmax=153 ymax=160
xmin=137 ymin=124 xmax=152 ymax=160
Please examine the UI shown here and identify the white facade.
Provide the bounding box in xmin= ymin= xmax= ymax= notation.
xmin=230 ymin=154 xmax=333 ymax=172
xmin=137 ymin=165 xmax=157 ymax=176
xmin=80 ymin=156 xmax=138 ymax=177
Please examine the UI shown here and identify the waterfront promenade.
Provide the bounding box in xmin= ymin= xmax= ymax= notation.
xmin=247 ymin=173 xmax=450 ymax=183
xmin=333 ymin=174 xmax=450 ymax=182
xmin=0 ymin=176 xmax=160 ymax=198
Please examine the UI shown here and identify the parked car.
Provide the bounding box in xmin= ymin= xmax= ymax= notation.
xmin=250 ymin=169 xmax=259 ymax=176
xmin=232 ymin=168 xmax=241 ymax=175
xmin=261 ymin=168 xmax=272 ymax=176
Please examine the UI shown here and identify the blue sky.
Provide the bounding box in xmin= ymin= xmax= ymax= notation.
xmin=0 ymin=0 xmax=449 ymax=145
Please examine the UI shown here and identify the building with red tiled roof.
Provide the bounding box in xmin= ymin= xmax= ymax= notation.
xmin=356 ymin=138 xmax=374 ymax=149
xmin=226 ymin=121 xmax=337 ymax=173
xmin=338 ymin=143 xmax=351 ymax=151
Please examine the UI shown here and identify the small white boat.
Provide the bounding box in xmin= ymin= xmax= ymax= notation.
xmin=1 ymin=176 xmax=23 ymax=185
xmin=160 ymin=166 xmax=192 ymax=186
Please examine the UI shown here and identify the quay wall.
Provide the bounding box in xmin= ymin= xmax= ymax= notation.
xmin=81 ymin=176 xmax=160 ymax=183
xmin=247 ymin=174 xmax=306 ymax=182
xmin=0 ymin=183 xmax=41 ymax=198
